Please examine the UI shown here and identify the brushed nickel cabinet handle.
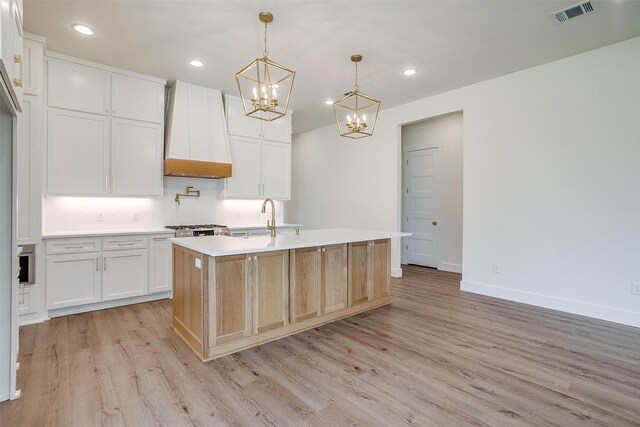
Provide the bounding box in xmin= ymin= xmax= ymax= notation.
xmin=95 ymin=257 xmax=99 ymax=271
xmin=103 ymin=257 xmax=107 ymax=270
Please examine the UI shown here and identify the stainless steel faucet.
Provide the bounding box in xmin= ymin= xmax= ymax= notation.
xmin=261 ymin=198 xmax=276 ymax=237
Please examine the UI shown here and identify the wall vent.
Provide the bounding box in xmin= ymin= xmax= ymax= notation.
xmin=551 ymin=1 xmax=597 ymax=23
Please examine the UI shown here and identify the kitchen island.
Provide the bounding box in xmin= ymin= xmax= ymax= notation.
xmin=169 ymin=228 xmax=409 ymax=361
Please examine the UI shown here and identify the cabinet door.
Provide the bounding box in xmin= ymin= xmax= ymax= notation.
xmin=48 ymin=58 xmax=110 ymax=115
xmin=111 ymin=74 xmax=164 ymax=123
xmin=289 ymin=247 xmax=320 ymax=323
xmin=111 ymin=118 xmax=163 ymax=196
xmin=213 ymin=254 xmax=252 ymax=345
xmin=149 ymin=235 xmax=172 ymax=294
xmin=225 ymin=135 xmax=261 ymax=198
xmin=261 ymin=112 xmax=291 ymax=143
xmin=102 ymin=249 xmax=148 ymax=301
xmin=348 ymin=241 xmax=370 ymax=306
xmin=46 ymin=253 xmax=101 ymax=309
xmin=252 ymin=250 xmax=289 ymax=334
xmin=17 ymin=97 xmax=39 ymax=244
xmin=226 ymin=96 xmax=261 ymax=138
xmin=261 ymin=140 xmax=290 ymax=200
xmin=371 ymin=239 xmax=390 ymax=300
xmin=47 ymin=108 xmax=110 ymax=195
xmin=321 ymin=244 xmax=348 ymax=314
xmin=10 ymin=0 xmax=23 ymax=109
xmin=22 ymin=37 xmax=43 ymax=96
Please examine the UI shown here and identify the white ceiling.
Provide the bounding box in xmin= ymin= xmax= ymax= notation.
xmin=24 ymin=0 xmax=640 ymax=134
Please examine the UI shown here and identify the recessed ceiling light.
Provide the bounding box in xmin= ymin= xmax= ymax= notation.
xmin=189 ymin=59 xmax=204 ymax=67
xmin=71 ymin=24 xmax=95 ymax=35
xmin=324 ymin=99 xmax=334 ymax=105
xmin=403 ymin=69 xmax=417 ymax=76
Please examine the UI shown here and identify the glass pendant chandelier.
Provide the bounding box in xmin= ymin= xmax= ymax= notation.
xmin=333 ymin=54 xmax=381 ymax=139
xmin=235 ymin=12 xmax=295 ymax=122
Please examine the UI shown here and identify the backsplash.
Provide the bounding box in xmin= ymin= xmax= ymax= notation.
xmin=42 ymin=177 xmax=285 ymax=232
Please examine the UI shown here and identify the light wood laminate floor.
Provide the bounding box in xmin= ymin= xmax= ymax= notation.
xmin=2 ymin=265 xmax=640 ymax=426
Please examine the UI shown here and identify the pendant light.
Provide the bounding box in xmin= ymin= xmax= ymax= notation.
xmin=235 ymin=12 xmax=295 ymax=122
xmin=332 ymin=54 xmax=381 ymax=139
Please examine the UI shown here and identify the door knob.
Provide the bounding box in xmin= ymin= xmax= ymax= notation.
xmin=432 ymin=220 xmax=438 ymax=226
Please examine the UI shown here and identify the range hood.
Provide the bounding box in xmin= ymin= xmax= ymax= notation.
xmin=164 ymin=81 xmax=232 ymax=179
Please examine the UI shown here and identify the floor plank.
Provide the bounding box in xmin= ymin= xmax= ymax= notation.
xmin=1 ymin=265 xmax=639 ymax=426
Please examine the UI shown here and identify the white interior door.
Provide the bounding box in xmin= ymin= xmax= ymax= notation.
xmin=404 ymin=147 xmax=441 ymax=268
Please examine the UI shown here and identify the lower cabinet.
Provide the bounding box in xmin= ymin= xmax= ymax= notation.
xmin=289 ymin=247 xmax=321 ymax=323
xmin=46 ymin=252 xmax=102 ymax=309
xmin=149 ymin=234 xmax=172 ymax=294
xmin=348 ymin=239 xmax=391 ymax=306
xmin=172 ymin=239 xmax=392 ymax=361
xmin=102 ymin=249 xmax=148 ymax=301
xmin=212 ymin=254 xmax=252 ymax=345
xmin=321 ymin=244 xmax=348 ymax=314
xmin=252 ymin=250 xmax=289 ymax=334
xmin=45 ymin=233 xmax=172 ymax=311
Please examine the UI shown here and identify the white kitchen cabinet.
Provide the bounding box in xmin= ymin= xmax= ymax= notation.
xmin=149 ymin=235 xmax=172 ymax=294
xmin=226 ymin=95 xmax=261 ymax=139
xmin=46 ymin=53 xmax=166 ymax=196
xmin=111 ymin=118 xmax=163 ymax=196
xmin=47 ymin=108 xmax=110 ymax=195
xmin=46 ymin=252 xmax=102 ymax=309
xmin=111 ymin=74 xmax=164 ymax=123
xmin=224 ymin=95 xmax=292 ymax=200
xmin=47 ymin=58 xmax=110 ymax=115
xmin=102 ymin=249 xmax=148 ymax=301
xmin=262 ymin=140 xmax=291 ymax=199
xmin=225 ymin=135 xmax=262 ymax=198
xmin=21 ymin=34 xmax=43 ymax=96
xmin=0 ymin=0 xmax=24 ymax=114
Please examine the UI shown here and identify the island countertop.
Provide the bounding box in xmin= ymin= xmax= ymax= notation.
xmin=169 ymin=228 xmax=410 ymax=257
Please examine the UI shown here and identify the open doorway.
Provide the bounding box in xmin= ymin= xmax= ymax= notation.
xmin=401 ymin=112 xmax=463 ymax=273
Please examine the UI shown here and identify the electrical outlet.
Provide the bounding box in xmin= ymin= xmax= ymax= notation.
xmin=492 ymin=263 xmax=501 ymax=273
xmin=97 ymin=212 xmax=104 ymax=222
xmin=131 ymin=212 xmax=139 ymax=222
xmin=632 ymin=282 xmax=640 ymax=295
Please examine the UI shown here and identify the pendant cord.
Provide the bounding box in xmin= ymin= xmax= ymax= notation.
xmin=263 ymin=21 xmax=268 ymax=58
xmin=354 ymin=61 xmax=359 ymax=92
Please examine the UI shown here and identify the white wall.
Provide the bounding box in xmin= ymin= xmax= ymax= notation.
xmin=43 ymin=177 xmax=285 ymax=232
xmin=401 ymin=113 xmax=463 ymax=272
xmin=287 ymin=37 xmax=640 ymax=327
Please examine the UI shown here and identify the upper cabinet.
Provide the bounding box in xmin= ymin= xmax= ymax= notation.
xmin=48 ymin=59 xmax=110 ymax=115
xmin=0 ymin=0 xmax=25 ymax=114
xmin=111 ymin=74 xmax=164 ymax=123
xmin=45 ymin=53 xmax=166 ymax=197
xmin=223 ymin=95 xmax=292 ymax=200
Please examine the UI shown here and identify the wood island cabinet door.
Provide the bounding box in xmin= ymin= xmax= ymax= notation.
xmin=252 ymin=250 xmax=289 ymax=334
xmin=348 ymin=241 xmax=370 ymax=306
xmin=211 ymin=254 xmax=252 ymax=345
xmin=289 ymin=247 xmax=321 ymax=323
xmin=321 ymin=244 xmax=348 ymax=314
xmin=372 ymin=239 xmax=391 ymax=299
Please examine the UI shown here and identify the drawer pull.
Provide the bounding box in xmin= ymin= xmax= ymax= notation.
xmin=117 ymin=242 xmax=136 ymax=246
xmin=64 ymin=245 xmax=87 ymax=249
xmin=153 ymin=237 xmax=169 ymax=241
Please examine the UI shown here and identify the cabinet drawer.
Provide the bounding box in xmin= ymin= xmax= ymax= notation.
xmin=102 ymin=235 xmax=148 ymax=251
xmin=46 ymin=237 xmax=101 ymax=255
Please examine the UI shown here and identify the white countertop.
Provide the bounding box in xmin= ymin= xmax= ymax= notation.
xmin=42 ymin=228 xmax=175 ymax=239
xmin=170 ymin=228 xmax=411 ymax=257
xmin=227 ymin=223 xmax=303 ymax=231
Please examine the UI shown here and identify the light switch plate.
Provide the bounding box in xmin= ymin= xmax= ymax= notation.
xmin=195 ymin=258 xmax=202 ymax=269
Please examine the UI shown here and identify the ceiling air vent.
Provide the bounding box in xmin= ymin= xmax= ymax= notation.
xmin=551 ymin=1 xmax=597 ymax=23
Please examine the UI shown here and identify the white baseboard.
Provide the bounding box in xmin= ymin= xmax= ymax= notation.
xmin=460 ymin=280 xmax=640 ymax=328
xmin=391 ymin=268 xmax=403 ymax=278
xmin=440 ymin=262 xmax=462 ymax=273
xmin=48 ymin=292 xmax=171 ymax=318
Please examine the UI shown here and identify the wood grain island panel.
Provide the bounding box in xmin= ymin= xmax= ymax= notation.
xmin=171 ymin=238 xmax=392 ymax=361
